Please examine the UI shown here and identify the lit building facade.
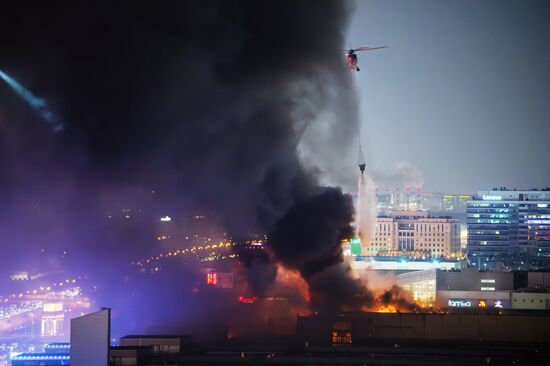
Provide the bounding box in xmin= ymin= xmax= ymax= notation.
xmin=396 ymin=268 xmax=549 ymax=309
xmin=467 ymin=189 xmax=550 ymax=269
xmin=442 ymin=194 xmax=472 ymax=211
xmin=376 ymin=191 xmax=473 ymax=213
xmin=367 ymin=211 xmax=461 ymax=258
xmin=41 ymin=302 xmax=64 ymax=337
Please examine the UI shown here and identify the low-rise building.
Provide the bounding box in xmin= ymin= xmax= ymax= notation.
xmin=395 ymin=268 xmax=550 ymax=309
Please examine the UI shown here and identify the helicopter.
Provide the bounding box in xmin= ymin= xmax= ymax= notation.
xmin=345 ymin=45 xmax=387 ymax=71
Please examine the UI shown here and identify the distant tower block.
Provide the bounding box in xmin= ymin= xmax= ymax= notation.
xmin=41 ymin=302 xmax=64 ymax=337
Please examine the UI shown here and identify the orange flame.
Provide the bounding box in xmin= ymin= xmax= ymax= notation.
xmin=361 ymin=285 xmax=419 ymax=313
xmin=372 ymin=304 xmax=399 ymax=313
xmin=274 ymin=263 xmax=311 ymax=304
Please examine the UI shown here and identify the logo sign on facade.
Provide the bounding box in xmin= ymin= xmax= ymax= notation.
xmin=206 ymin=272 xmax=234 ymax=288
xmin=448 ymin=298 xmax=508 ymax=309
xmin=448 ymin=299 xmax=472 ymax=307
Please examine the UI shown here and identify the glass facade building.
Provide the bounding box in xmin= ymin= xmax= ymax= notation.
xmin=467 ymin=189 xmax=550 ymax=269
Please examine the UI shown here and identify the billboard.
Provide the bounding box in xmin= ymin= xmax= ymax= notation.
xmin=350 ymin=238 xmax=362 ymax=256
xmin=70 ymin=308 xmax=110 ymax=366
xmin=206 ymin=272 xmax=234 ymax=288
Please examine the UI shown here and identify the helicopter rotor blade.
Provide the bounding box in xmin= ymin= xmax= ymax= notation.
xmin=354 ymin=46 xmax=388 ymax=52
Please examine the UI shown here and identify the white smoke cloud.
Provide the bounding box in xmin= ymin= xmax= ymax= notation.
xmin=370 ymin=160 xmax=425 ymax=190
xmin=356 ymin=173 xmax=377 ymax=250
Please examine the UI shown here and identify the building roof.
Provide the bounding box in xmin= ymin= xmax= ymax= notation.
xmin=111 ymin=345 xmax=151 ymax=349
xmin=122 ymin=334 xmax=190 ymax=339
xmin=45 ymin=342 xmax=70 ymax=348
xmin=12 ymin=353 xmax=70 ymax=360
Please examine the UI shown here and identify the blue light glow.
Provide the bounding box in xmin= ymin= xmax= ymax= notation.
xmin=0 ymin=69 xmax=63 ymax=132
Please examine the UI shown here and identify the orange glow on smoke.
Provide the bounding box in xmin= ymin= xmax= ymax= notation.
xmin=274 ymin=263 xmax=311 ymax=304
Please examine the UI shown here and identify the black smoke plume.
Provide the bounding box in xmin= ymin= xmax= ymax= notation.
xmin=269 ymin=187 xmax=373 ymax=313
xmin=0 ymin=0 xmax=361 ymax=332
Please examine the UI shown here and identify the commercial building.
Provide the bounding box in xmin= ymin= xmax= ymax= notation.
xmin=366 ymin=211 xmax=461 ymax=258
xmin=467 ymin=189 xmax=550 ymax=269
xmin=396 ymin=268 xmax=550 ymax=310
xmin=397 ymin=268 xmax=519 ymax=307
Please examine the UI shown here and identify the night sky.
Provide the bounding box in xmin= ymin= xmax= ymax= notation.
xmin=348 ymin=0 xmax=549 ymax=193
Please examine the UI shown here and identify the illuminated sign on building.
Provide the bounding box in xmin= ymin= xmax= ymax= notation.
xmin=480 ymin=279 xmax=495 ymax=283
xmin=481 ymin=287 xmax=496 ymax=291
xmin=448 ymin=299 xmax=472 ymax=307
xmin=482 ymin=195 xmax=502 ymax=201
xmin=206 ymin=272 xmax=233 ymax=288
xmin=238 ymin=296 xmax=258 ymax=304
xmin=448 ymin=298 xmax=508 ymax=308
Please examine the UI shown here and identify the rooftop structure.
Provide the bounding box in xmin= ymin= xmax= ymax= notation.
xmin=11 ymin=353 xmax=69 ymax=366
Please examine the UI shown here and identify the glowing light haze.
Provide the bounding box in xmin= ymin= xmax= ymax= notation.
xmin=0 ymin=69 xmax=63 ymax=132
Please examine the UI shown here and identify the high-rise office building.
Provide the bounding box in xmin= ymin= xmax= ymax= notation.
xmin=467 ymin=189 xmax=550 ymax=269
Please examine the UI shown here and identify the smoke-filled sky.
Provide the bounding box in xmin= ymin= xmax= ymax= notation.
xmin=0 ymin=0 xmax=370 ymax=319
xmin=0 ymin=0 xmax=548 ymax=328
xmin=349 ymin=0 xmax=549 ymax=193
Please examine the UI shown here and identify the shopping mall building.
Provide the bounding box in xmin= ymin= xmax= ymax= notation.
xmin=397 ymin=268 xmax=550 ymax=310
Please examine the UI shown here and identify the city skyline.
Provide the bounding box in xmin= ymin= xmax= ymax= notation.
xmin=0 ymin=1 xmax=549 ymax=364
